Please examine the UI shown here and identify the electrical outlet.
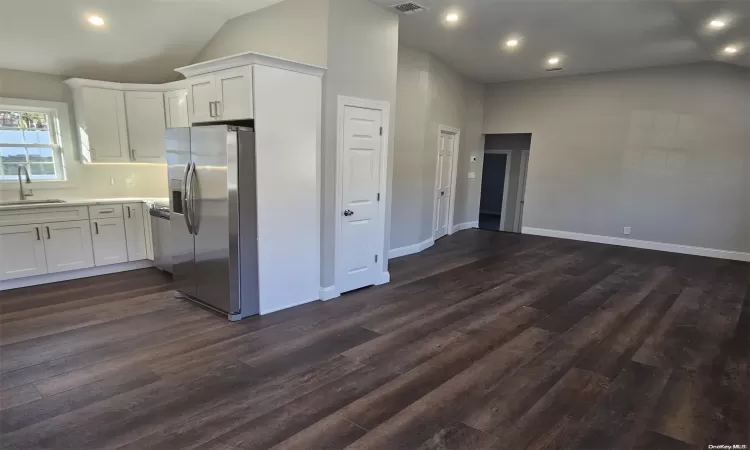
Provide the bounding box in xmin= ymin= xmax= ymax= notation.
xmin=468 ymin=172 xmax=476 ymax=179
xmin=623 ymin=227 xmax=631 ymax=235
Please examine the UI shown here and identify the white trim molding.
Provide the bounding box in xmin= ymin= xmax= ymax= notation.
xmin=375 ymin=271 xmax=391 ymax=285
xmin=334 ymin=96 xmax=392 ymax=294
xmin=319 ymin=286 xmax=340 ymax=301
xmin=389 ymin=237 xmax=435 ymax=259
xmin=0 ymin=260 xmax=154 ymax=291
xmin=522 ymin=227 xmax=750 ymax=263
xmin=175 ymin=51 xmax=326 ymax=78
xmin=452 ymin=221 xmax=479 ymax=234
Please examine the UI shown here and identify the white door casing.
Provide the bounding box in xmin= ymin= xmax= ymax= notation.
xmin=335 ymin=96 xmax=391 ymax=296
xmin=433 ymin=126 xmax=460 ymax=240
xmin=515 ymin=150 xmax=530 ymax=232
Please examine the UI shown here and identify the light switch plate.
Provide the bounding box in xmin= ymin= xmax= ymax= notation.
xmin=468 ymin=172 xmax=476 ymax=179
xmin=623 ymin=227 xmax=631 ymax=235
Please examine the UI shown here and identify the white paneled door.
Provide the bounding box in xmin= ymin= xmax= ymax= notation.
xmin=434 ymin=129 xmax=458 ymax=240
xmin=339 ymin=105 xmax=383 ymax=294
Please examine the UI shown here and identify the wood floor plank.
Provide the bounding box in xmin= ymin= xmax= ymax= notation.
xmin=0 ymin=384 xmax=41 ymax=412
xmin=565 ymin=361 xmax=672 ymax=450
xmin=0 ymin=231 xmax=746 ymax=449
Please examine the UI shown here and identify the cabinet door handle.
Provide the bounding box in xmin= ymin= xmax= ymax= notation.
xmin=94 ymin=222 xmax=99 ymax=235
xmin=209 ymin=101 xmax=215 ymax=118
xmin=131 ymin=149 xmax=136 ymax=160
xmin=46 ymin=226 xmax=51 ymax=240
xmin=127 ymin=206 xmax=131 ymax=218
xmin=35 ymin=227 xmax=41 ymax=241
xmin=215 ymin=101 xmax=221 ymax=117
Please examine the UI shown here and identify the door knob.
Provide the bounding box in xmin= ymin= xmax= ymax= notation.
xmin=441 ymin=191 xmax=445 ymax=196
xmin=343 ymin=209 xmax=354 ymax=216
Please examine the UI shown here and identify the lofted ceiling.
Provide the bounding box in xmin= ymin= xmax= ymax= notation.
xmin=0 ymin=0 xmax=284 ymax=83
xmin=371 ymin=0 xmax=750 ymax=83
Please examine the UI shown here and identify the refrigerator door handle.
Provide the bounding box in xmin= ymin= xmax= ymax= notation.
xmin=189 ymin=162 xmax=198 ymax=235
xmin=182 ymin=162 xmax=193 ymax=234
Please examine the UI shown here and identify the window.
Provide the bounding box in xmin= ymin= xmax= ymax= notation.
xmin=0 ymin=107 xmax=65 ymax=181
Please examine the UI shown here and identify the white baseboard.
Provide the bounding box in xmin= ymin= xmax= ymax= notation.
xmin=319 ymin=285 xmax=340 ymax=301
xmin=389 ymin=237 xmax=434 ymax=259
xmin=375 ymin=271 xmax=390 ymax=285
xmin=522 ymin=227 xmax=750 ymax=263
xmin=451 ymin=221 xmax=479 ymax=233
xmin=1 ymin=260 xmax=155 ymax=291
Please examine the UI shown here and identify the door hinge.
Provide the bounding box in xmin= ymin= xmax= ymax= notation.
xmin=379 ymin=127 xmax=383 ymax=136
xmin=377 ymin=193 xmax=380 ymax=201
xmin=375 ymin=255 xmax=378 ymax=263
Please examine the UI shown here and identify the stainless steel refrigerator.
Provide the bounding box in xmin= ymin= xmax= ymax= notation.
xmin=166 ymin=125 xmax=259 ymax=320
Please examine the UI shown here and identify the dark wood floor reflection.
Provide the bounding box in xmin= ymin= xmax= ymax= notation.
xmin=1 ymin=229 xmax=748 ymax=449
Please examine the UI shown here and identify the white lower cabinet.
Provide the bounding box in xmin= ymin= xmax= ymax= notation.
xmin=42 ymin=220 xmax=95 ymax=273
xmin=0 ymin=224 xmax=48 ymax=281
xmin=123 ymin=203 xmax=148 ymax=261
xmin=91 ymin=217 xmax=129 ymax=266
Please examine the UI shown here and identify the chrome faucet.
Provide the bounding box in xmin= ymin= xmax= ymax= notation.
xmin=18 ymin=165 xmax=33 ymax=200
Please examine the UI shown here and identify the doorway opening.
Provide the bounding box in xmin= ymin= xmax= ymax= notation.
xmin=479 ymin=133 xmax=531 ymax=232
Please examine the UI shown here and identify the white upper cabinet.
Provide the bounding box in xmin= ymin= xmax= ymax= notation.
xmin=186 ymin=67 xmax=253 ymax=123
xmin=125 ymin=91 xmax=166 ymax=162
xmin=0 ymin=224 xmax=48 ymax=281
xmin=187 ymin=74 xmax=217 ymax=123
xmin=165 ymin=89 xmax=190 ymax=128
xmin=123 ymin=203 xmax=148 ymax=261
xmin=216 ymin=67 xmax=254 ymax=121
xmin=77 ymin=87 xmax=130 ymax=163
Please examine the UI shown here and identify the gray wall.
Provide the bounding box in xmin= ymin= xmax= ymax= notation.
xmin=390 ymin=45 xmax=485 ymax=250
xmin=483 ymin=62 xmax=750 ymax=253
xmin=192 ymin=0 xmax=330 ymax=66
xmin=321 ymin=0 xmax=399 ymax=285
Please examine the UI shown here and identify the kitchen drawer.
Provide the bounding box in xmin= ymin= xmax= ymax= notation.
xmin=89 ymin=204 xmax=124 ymax=219
xmin=0 ymin=206 xmax=89 ymax=227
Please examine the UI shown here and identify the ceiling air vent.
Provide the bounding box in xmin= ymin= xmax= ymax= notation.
xmin=391 ymin=2 xmax=427 ymax=14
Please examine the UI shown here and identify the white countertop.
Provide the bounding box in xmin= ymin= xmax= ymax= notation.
xmin=0 ymin=197 xmax=169 ymax=211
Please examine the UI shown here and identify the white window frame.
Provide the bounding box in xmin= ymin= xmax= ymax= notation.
xmin=0 ymin=98 xmax=72 ymax=187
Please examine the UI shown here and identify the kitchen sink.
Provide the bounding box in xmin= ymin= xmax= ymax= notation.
xmin=0 ymin=199 xmax=66 ymax=206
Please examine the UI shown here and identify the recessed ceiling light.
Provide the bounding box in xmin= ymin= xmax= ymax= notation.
xmin=709 ymin=19 xmax=726 ymax=29
xmin=445 ymin=13 xmax=459 ymax=22
xmin=724 ymin=45 xmax=739 ymax=54
xmin=87 ymin=15 xmax=105 ymax=27
xmin=548 ymin=57 xmax=561 ymax=65
xmin=506 ymin=39 xmax=520 ymax=48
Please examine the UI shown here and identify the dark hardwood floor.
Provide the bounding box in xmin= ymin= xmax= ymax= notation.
xmin=0 ymin=229 xmax=748 ymax=449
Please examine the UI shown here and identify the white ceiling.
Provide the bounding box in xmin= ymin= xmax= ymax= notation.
xmin=0 ymin=0 xmax=284 ymax=83
xmin=372 ymin=0 xmax=750 ymax=83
